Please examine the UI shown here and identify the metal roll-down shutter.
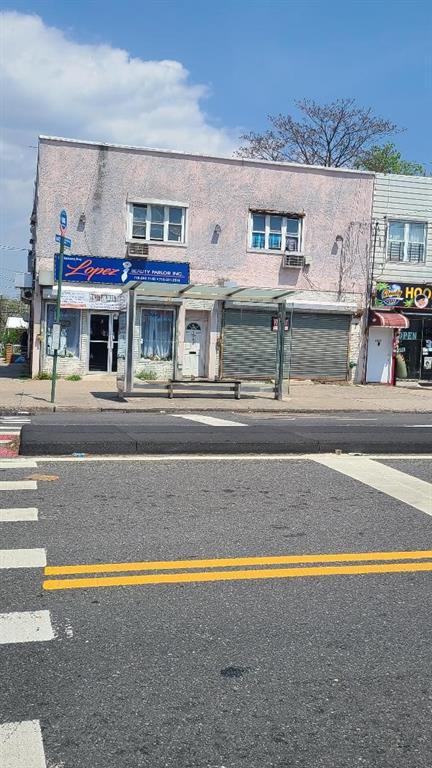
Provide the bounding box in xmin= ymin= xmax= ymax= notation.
xmin=222 ymin=308 xmax=277 ymax=378
xmin=222 ymin=308 xmax=351 ymax=380
xmin=291 ymin=312 xmax=350 ymax=380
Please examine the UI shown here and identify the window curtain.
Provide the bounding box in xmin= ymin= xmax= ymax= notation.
xmin=409 ymin=223 xmax=425 ymax=243
xmin=268 ymin=233 xmax=281 ymax=249
xmin=46 ymin=306 xmax=80 ymax=357
xmin=141 ymin=309 xmax=173 ymax=360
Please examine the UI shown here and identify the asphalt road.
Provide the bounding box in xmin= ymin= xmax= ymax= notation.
xmin=1 ymin=455 xmax=432 ymax=767
xmin=18 ymin=411 xmax=432 ymax=455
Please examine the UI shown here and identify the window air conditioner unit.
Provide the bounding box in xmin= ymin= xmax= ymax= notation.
xmin=283 ymin=253 xmax=311 ymax=268
xmin=127 ymin=242 xmax=149 ymax=257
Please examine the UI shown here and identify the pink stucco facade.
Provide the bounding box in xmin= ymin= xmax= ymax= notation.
xmin=35 ymin=137 xmax=373 ymax=294
xmin=30 ymin=137 xmax=374 ymax=381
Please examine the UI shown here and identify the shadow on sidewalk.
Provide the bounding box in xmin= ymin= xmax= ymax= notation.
xmin=20 ymin=394 xmax=52 ymax=403
xmin=90 ymin=391 xmax=124 ymax=402
xmin=90 ymin=390 xmax=259 ymax=402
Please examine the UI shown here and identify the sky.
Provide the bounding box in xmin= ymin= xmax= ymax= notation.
xmin=1 ymin=0 xmax=431 ymax=294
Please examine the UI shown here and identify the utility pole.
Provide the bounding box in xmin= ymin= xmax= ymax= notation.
xmin=51 ymin=209 xmax=70 ymax=403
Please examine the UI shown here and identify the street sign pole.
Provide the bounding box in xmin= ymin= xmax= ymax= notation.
xmin=51 ymin=210 xmax=68 ymax=404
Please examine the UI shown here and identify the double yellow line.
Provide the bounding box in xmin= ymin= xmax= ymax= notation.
xmin=43 ymin=549 xmax=432 ymax=591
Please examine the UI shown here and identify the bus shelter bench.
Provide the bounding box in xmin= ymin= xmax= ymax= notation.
xmin=167 ymin=379 xmax=241 ymax=399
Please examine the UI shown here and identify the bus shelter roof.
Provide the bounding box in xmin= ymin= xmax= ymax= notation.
xmin=122 ymin=281 xmax=296 ymax=303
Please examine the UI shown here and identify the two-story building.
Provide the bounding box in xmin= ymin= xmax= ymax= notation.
xmin=366 ymin=173 xmax=432 ymax=384
xmin=26 ymin=136 xmax=374 ymax=383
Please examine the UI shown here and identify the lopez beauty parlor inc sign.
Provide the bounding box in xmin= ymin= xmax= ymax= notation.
xmin=374 ymin=281 xmax=432 ymax=311
xmin=55 ymin=255 xmax=190 ymax=285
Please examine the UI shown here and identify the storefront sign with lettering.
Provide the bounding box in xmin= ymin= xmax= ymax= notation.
xmin=60 ymin=290 xmax=125 ymax=310
xmin=55 ymin=255 xmax=190 ymax=286
xmin=44 ymin=288 xmax=125 ymax=310
xmin=374 ymin=282 xmax=432 ymax=311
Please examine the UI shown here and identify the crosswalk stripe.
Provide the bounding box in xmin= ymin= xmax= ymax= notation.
xmin=0 ymin=508 xmax=39 ymax=522
xmin=0 ymin=416 xmax=31 ymax=420
xmin=0 ymin=720 xmax=46 ymax=767
xmin=0 ymin=460 xmax=37 ymax=469
xmin=313 ymin=456 xmax=432 ymax=516
xmin=0 ymin=549 xmax=46 ymax=568
xmin=174 ymin=414 xmax=247 ymax=427
xmin=0 ymin=610 xmax=54 ymax=644
xmin=0 ymin=481 xmax=37 ymax=491
xmin=0 ymin=420 xmax=31 ymax=424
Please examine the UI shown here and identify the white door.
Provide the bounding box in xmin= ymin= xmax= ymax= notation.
xmin=183 ymin=318 xmax=207 ymax=378
xmin=366 ymin=327 xmax=393 ymax=383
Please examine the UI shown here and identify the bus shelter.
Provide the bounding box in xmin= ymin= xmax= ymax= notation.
xmin=116 ymin=281 xmax=296 ymax=400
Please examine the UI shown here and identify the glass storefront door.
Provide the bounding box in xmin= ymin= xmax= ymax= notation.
xmin=398 ymin=317 xmax=422 ymax=379
xmin=89 ymin=314 xmax=119 ymax=373
xmin=420 ymin=316 xmax=432 ymax=381
xmin=399 ymin=315 xmax=432 ymax=381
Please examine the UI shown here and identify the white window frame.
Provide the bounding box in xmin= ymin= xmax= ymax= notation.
xmin=387 ymin=219 xmax=427 ymax=263
xmin=128 ymin=201 xmax=188 ymax=246
xmin=248 ymin=212 xmax=303 ymax=254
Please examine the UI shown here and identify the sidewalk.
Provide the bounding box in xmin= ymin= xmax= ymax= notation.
xmin=1 ymin=365 xmax=431 ymax=413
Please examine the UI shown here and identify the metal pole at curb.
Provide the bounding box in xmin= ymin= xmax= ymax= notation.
xmin=51 ymin=209 xmax=69 ymax=404
xmin=275 ymin=301 xmax=287 ymax=401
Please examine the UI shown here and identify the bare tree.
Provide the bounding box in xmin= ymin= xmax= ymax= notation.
xmin=236 ymin=99 xmax=400 ymax=167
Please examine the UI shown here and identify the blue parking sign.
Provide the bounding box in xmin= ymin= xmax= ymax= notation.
xmin=60 ymin=209 xmax=67 ymax=233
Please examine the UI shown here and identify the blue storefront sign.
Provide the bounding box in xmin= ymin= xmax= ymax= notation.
xmin=55 ymin=255 xmax=190 ymax=285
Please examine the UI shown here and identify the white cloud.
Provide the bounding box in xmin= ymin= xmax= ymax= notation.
xmin=0 ymin=11 xmax=236 ymax=292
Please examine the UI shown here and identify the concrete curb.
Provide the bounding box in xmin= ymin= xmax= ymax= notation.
xmin=19 ymin=425 xmax=432 ymax=457
xmin=3 ymin=405 xmax=432 ymax=415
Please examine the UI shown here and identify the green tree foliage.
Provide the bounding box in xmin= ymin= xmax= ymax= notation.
xmin=355 ymin=143 xmax=425 ymax=175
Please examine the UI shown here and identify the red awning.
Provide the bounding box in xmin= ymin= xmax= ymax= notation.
xmin=369 ymin=311 xmax=410 ymax=329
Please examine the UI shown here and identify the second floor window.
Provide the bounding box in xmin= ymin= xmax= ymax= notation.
xmin=132 ymin=204 xmax=186 ymax=243
xmin=387 ymin=221 xmax=427 ymax=263
xmin=250 ymin=212 xmax=302 ymax=252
